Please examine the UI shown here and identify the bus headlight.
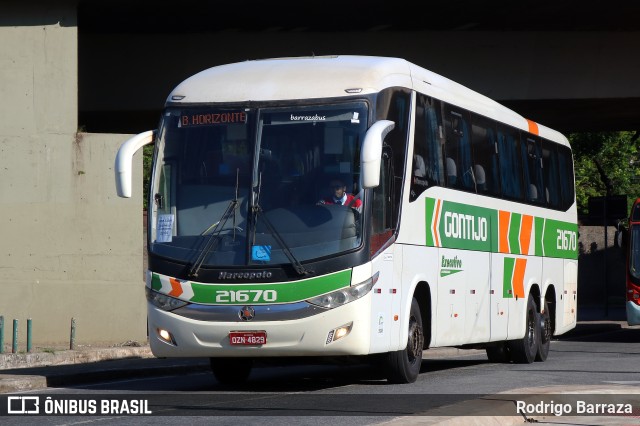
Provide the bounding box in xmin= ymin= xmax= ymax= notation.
xmin=307 ymin=272 xmax=379 ymax=309
xmin=145 ymin=287 xmax=189 ymax=311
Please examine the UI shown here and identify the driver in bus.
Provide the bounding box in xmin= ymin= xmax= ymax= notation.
xmin=317 ymin=179 xmax=362 ymax=212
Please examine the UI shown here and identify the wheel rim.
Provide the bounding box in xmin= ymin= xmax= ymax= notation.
xmin=541 ymin=312 xmax=551 ymax=344
xmin=527 ymin=310 xmax=536 ymax=348
xmin=407 ymin=316 xmax=424 ymax=364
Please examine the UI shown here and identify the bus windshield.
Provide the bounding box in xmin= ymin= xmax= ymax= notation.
xmin=149 ymin=102 xmax=368 ymax=268
xmin=630 ymin=225 xmax=640 ymax=280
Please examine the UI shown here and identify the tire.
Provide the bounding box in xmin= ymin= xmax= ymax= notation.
xmin=210 ymin=357 xmax=253 ymax=384
xmin=535 ymin=300 xmax=551 ymax=362
xmin=386 ymin=298 xmax=424 ymax=384
xmin=508 ymin=294 xmax=539 ymax=364
xmin=485 ymin=342 xmax=510 ymax=363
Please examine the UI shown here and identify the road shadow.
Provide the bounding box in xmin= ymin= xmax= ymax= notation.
xmin=48 ymin=355 xmax=488 ymax=393
xmin=556 ymin=321 xmax=640 ymax=343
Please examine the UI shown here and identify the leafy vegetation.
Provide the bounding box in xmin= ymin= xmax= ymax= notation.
xmin=142 ymin=144 xmax=154 ymax=210
xmin=570 ymin=131 xmax=640 ymax=217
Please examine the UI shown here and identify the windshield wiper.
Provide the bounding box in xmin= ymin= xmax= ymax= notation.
xmin=188 ymin=170 xmax=241 ymax=279
xmin=251 ymin=173 xmax=312 ymax=276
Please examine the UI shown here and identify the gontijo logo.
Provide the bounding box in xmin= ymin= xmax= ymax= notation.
xmin=426 ymin=199 xmax=496 ymax=252
xmin=443 ymin=211 xmax=488 ymax=242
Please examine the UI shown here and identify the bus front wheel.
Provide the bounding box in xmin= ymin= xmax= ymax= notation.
xmin=385 ymin=297 xmax=424 ymax=384
xmin=210 ymin=357 xmax=253 ymax=384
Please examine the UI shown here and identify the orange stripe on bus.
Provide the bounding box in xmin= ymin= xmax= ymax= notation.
xmin=499 ymin=210 xmax=510 ymax=253
xmin=526 ymin=119 xmax=539 ymax=136
xmin=519 ymin=215 xmax=533 ymax=255
xmin=513 ymin=258 xmax=527 ymax=298
xmin=169 ymin=278 xmax=184 ymax=297
xmin=433 ymin=199 xmax=442 ymax=247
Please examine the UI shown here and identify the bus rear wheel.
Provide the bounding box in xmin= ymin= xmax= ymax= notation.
xmin=210 ymin=357 xmax=253 ymax=384
xmin=386 ymin=298 xmax=424 ymax=384
xmin=508 ymin=294 xmax=539 ymax=364
xmin=535 ymin=300 xmax=551 ymax=362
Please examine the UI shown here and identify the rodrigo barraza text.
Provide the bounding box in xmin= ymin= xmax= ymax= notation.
xmin=516 ymin=400 xmax=632 ymax=416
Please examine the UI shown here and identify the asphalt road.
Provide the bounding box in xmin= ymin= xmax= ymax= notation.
xmin=2 ymin=322 xmax=639 ymax=425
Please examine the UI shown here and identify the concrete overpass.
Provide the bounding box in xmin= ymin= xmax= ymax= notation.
xmin=77 ymin=0 xmax=640 ymax=133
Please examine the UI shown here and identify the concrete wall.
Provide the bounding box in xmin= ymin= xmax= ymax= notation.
xmin=0 ymin=4 xmax=146 ymax=348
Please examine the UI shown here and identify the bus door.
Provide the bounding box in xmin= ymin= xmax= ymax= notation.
xmin=368 ymin=147 xmax=402 ymax=353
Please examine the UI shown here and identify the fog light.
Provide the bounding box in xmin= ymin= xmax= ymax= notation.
xmin=157 ymin=328 xmax=177 ymax=346
xmin=325 ymin=322 xmax=353 ymax=344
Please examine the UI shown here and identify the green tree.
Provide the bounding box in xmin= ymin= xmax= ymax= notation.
xmin=570 ymin=131 xmax=640 ymax=217
xmin=142 ymin=144 xmax=154 ymax=211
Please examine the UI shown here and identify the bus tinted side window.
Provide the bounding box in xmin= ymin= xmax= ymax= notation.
xmin=497 ymin=125 xmax=524 ymax=201
xmin=557 ymin=145 xmax=575 ymax=210
xmin=443 ymin=106 xmax=473 ymax=191
xmin=542 ymin=140 xmax=561 ymax=209
xmin=376 ymin=87 xmax=411 ymax=227
xmin=522 ymin=136 xmax=545 ymax=205
xmin=470 ymin=114 xmax=500 ymax=196
xmin=410 ymin=94 xmax=444 ymax=202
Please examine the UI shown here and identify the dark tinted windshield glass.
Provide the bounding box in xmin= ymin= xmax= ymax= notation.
xmin=149 ymin=103 xmax=367 ymax=267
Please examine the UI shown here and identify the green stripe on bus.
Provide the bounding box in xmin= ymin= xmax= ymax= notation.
xmin=424 ymin=197 xmax=577 ymax=260
xmin=543 ymin=219 xmax=579 ymax=259
xmin=535 ymin=217 xmax=545 ymax=256
xmin=503 ymin=257 xmax=515 ymax=298
xmin=151 ymin=274 xmax=162 ymax=291
xmin=425 ymin=197 xmax=436 ymax=246
xmin=508 ymin=213 xmax=521 ymax=254
xmin=188 ymin=269 xmax=353 ymax=304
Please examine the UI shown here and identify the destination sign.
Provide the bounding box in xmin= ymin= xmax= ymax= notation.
xmin=179 ymin=111 xmax=247 ymax=127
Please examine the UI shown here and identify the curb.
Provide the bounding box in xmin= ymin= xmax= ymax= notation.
xmin=0 ymin=346 xmax=154 ymax=370
xmin=0 ymin=346 xmax=210 ymax=393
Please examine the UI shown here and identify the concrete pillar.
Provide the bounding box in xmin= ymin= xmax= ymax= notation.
xmin=0 ymin=3 xmax=147 ymax=348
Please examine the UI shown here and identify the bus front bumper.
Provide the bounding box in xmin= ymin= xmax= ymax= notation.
xmin=147 ymin=296 xmax=373 ymax=358
xmin=626 ymin=301 xmax=640 ymax=326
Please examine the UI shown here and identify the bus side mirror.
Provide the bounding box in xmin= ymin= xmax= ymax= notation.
xmin=115 ymin=130 xmax=156 ymax=198
xmin=361 ymin=120 xmax=395 ymax=189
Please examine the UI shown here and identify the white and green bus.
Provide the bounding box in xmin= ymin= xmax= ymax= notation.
xmin=115 ymin=55 xmax=578 ymax=384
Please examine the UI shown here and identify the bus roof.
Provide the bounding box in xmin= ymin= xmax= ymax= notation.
xmin=167 ymin=55 xmax=568 ymax=146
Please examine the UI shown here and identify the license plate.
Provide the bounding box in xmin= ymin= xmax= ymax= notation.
xmin=229 ymin=331 xmax=267 ymax=346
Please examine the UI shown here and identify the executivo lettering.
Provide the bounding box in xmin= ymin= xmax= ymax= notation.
xmin=440 ymin=255 xmax=463 ymax=277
